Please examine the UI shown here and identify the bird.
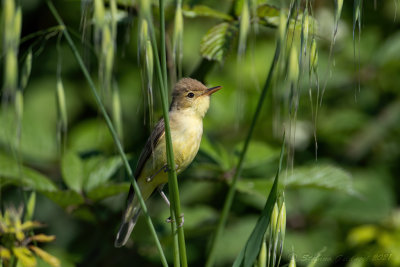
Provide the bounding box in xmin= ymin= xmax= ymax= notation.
xmin=114 ymin=78 xmax=221 ymax=247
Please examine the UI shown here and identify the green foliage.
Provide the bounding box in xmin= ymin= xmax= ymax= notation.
xmin=0 ymin=154 xmax=57 ymax=192
xmin=200 ymin=22 xmax=238 ymax=63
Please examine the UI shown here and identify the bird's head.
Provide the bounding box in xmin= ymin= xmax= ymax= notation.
xmin=170 ymin=78 xmax=222 ymax=118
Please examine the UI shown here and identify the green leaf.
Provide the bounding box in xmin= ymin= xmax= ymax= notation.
xmin=83 ymin=155 xmax=124 ymax=191
xmin=233 ymin=140 xmax=284 ymax=267
xmin=200 ymin=137 xmax=232 ymax=170
xmin=0 ymin=153 xmax=57 ymax=192
xmin=236 ymin=141 xmax=279 ymax=169
xmin=43 ymin=190 xmax=84 ymax=208
xmin=61 ymin=151 xmax=84 ymax=192
xmin=182 ymin=5 xmax=233 ymax=20
xmin=285 ymin=164 xmax=355 ymax=195
xmin=68 ymin=119 xmax=114 ymax=153
xmin=86 ymin=182 xmax=130 ymax=201
xmin=200 ymin=22 xmax=238 ymax=63
xmin=236 ymin=164 xmax=355 ymax=199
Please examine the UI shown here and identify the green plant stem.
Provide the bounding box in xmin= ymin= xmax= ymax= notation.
xmin=46 ymin=2 xmax=168 ymax=267
xmin=157 ymin=0 xmax=188 ymax=265
xmin=205 ymin=41 xmax=281 ymax=267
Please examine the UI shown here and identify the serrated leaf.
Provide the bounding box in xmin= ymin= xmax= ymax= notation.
xmin=43 ymin=190 xmax=84 ymax=208
xmin=182 ymin=4 xmax=233 ymax=20
xmin=61 ymin=151 xmax=84 ymax=192
xmin=86 ymin=182 xmax=130 ymax=201
xmin=0 ymin=153 xmax=57 ymax=192
xmin=83 ymin=155 xmax=124 ymax=191
xmin=200 ymin=22 xmax=238 ymax=62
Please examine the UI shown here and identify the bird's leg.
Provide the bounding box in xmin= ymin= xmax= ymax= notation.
xmin=146 ymin=164 xmax=168 ymax=183
xmin=157 ymin=185 xmax=170 ymax=207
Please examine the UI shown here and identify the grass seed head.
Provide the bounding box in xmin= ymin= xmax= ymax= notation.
xmin=15 ymin=90 xmax=23 ymax=121
xmin=94 ymin=0 xmax=105 ymax=28
xmin=56 ymin=79 xmax=68 ymax=130
xmin=238 ymin=0 xmax=250 ymax=55
xmin=279 ymin=11 xmax=287 ymax=43
xmin=310 ymin=38 xmax=318 ymax=72
xmin=289 ymin=254 xmax=296 ymax=267
xmin=289 ymin=46 xmax=299 ymax=83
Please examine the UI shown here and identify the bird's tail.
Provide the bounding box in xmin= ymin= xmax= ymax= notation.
xmin=114 ymin=185 xmax=141 ymax=247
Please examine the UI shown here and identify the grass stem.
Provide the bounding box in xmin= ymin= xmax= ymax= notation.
xmin=157 ymin=0 xmax=188 ymax=265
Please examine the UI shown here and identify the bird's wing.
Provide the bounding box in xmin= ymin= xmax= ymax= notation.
xmin=134 ymin=119 xmax=165 ymax=179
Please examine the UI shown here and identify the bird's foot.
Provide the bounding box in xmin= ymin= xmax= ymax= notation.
xmin=166 ymin=213 xmax=184 ymax=228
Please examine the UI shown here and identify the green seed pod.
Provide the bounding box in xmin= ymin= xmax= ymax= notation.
xmin=279 ymin=11 xmax=287 ymax=43
xmin=5 ymin=50 xmax=18 ymax=92
xmin=13 ymin=7 xmax=22 ymax=45
xmin=103 ymin=26 xmax=114 ymax=81
xmin=21 ymin=50 xmax=32 ymax=90
xmin=145 ymin=39 xmax=154 ymax=84
xmin=289 ymin=46 xmax=299 ymax=84
xmin=310 ymin=38 xmax=318 ymax=71
xmin=94 ymin=0 xmax=105 ymax=28
xmin=3 ymin=0 xmax=15 ymax=44
xmin=289 ymin=254 xmax=296 ymax=267
xmin=277 ymin=202 xmax=286 ymax=237
xmin=112 ymin=87 xmax=123 ymax=140
xmin=238 ymin=0 xmax=250 ymax=55
xmin=56 ymin=79 xmax=68 ymax=130
xmin=15 ymin=90 xmax=24 ymax=122
xmin=258 ymin=240 xmax=267 ymax=267
xmin=303 ymin=11 xmax=309 ymax=43
xmin=110 ymin=0 xmax=117 ymax=40
xmin=270 ymin=202 xmax=279 ymax=235
xmin=173 ymin=5 xmax=183 ymax=60
xmin=140 ymin=20 xmax=149 ymax=56
xmin=336 ymin=0 xmax=344 ymax=21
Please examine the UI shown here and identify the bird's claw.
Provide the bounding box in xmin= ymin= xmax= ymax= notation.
xmin=166 ymin=213 xmax=184 ymax=228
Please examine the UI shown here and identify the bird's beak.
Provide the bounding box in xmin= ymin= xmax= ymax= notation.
xmin=202 ymin=86 xmax=222 ymax=96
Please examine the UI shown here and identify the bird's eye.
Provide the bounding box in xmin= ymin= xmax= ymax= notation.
xmin=187 ymin=92 xmax=195 ymax=98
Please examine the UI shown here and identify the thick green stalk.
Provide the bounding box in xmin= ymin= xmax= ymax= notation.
xmin=46 ymin=2 xmax=168 ymax=266
xmin=157 ymin=0 xmax=188 ymax=266
xmin=205 ymin=42 xmax=281 ymax=267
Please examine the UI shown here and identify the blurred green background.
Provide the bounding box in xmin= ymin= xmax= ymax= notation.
xmin=1 ymin=0 xmax=400 ymax=266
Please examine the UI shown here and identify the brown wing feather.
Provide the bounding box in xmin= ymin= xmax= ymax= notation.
xmin=134 ymin=119 xmax=165 ymax=178
xmin=126 ymin=119 xmax=165 ymax=205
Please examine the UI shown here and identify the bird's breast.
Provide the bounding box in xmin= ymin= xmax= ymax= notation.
xmin=170 ymin=112 xmax=203 ymax=172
